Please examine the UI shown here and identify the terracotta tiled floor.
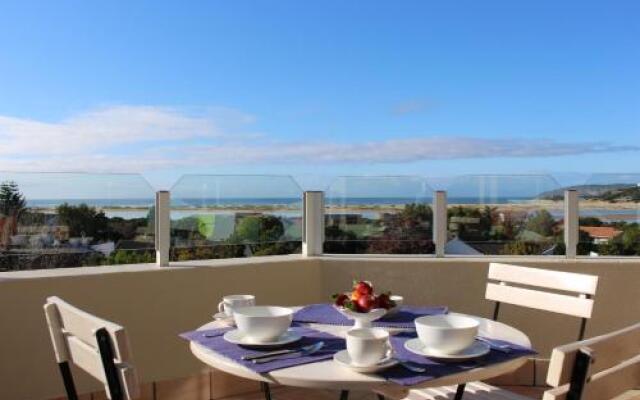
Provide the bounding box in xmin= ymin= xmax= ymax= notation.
xmin=222 ymin=387 xmax=374 ymax=400
xmin=221 ymin=386 xmax=545 ymax=400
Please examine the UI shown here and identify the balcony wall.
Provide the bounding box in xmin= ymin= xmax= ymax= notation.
xmin=0 ymin=256 xmax=323 ymax=400
xmin=1 ymin=256 xmax=639 ymax=400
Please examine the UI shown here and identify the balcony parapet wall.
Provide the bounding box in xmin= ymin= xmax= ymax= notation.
xmin=0 ymin=255 xmax=638 ymax=400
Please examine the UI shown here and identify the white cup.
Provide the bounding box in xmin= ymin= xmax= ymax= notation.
xmin=346 ymin=328 xmax=391 ymax=367
xmin=218 ymin=294 xmax=255 ymax=317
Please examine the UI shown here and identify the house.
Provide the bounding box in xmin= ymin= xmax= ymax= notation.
xmin=580 ymin=226 xmax=623 ymax=244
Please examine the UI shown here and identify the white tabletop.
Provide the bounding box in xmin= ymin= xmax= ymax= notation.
xmin=189 ymin=309 xmax=531 ymax=394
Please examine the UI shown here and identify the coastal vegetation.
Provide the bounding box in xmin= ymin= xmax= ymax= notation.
xmin=325 ymin=202 xmax=640 ymax=257
xmin=539 ymin=184 xmax=640 ymax=202
xmin=2 ymin=180 xmax=639 ymax=271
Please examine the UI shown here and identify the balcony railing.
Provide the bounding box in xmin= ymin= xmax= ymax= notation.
xmin=1 ymin=172 xmax=639 ymax=271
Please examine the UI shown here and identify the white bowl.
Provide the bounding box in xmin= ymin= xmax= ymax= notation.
xmin=233 ymin=306 xmax=293 ymax=343
xmin=415 ymin=314 xmax=479 ymax=355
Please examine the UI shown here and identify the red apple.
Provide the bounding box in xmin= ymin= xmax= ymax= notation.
xmin=357 ymin=294 xmax=376 ymax=312
xmin=353 ymin=280 xmax=373 ymax=296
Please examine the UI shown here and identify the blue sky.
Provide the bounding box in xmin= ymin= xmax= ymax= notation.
xmin=0 ymin=1 xmax=638 ymax=190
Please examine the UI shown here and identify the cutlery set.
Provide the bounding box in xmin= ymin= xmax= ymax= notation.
xmin=206 ymin=332 xmax=512 ymax=368
xmin=242 ymin=342 xmax=325 ymax=364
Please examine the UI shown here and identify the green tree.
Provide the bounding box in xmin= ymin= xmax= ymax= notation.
xmin=324 ymin=224 xmax=367 ymax=253
xmin=448 ymin=206 xmax=483 ymax=240
xmin=367 ymin=203 xmax=434 ymax=254
xmin=0 ymin=181 xmax=26 ymax=217
xmin=579 ymin=217 xmax=604 ymax=227
xmin=56 ymin=203 xmax=109 ymax=239
xmin=479 ymin=206 xmax=497 ymax=238
xmin=0 ymin=181 xmax=27 ymax=249
xmin=524 ymin=209 xmax=556 ymax=237
xmin=502 ymin=240 xmax=548 ymax=255
xmin=598 ymin=223 xmax=640 ymax=256
xmin=230 ymin=215 xmax=285 ymax=244
xmin=107 ymin=249 xmax=155 ymax=265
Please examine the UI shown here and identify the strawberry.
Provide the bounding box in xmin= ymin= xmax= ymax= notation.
xmin=377 ymin=292 xmax=396 ymax=310
xmin=333 ymin=293 xmax=349 ymax=307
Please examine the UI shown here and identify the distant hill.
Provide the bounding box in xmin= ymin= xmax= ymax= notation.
xmin=538 ymin=184 xmax=640 ymax=202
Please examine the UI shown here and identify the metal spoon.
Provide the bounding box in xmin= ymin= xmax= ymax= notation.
xmin=475 ymin=336 xmax=511 ymax=354
xmin=395 ymin=359 xmax=426 ymax=373
xmin=253 ymin=341 xmax=325 ymax=364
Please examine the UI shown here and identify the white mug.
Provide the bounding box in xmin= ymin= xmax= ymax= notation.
xmin=346 ymin=328 xmax=392 ymax=367
xmin=218 ymin=294 xmax=255 ymax=317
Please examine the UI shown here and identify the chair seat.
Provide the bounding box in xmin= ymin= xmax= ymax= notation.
xmin=379 ymin=382 xmax=533 ymax=400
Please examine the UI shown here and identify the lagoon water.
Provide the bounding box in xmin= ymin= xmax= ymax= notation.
xmin=26 ymin=197 xmax=639 ymax=223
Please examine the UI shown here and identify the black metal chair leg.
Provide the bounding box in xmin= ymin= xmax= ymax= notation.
xmin=261 ymin=382 xmax=273 ymax=400
xmin=454 ymin=383 xmax=466 ymax=400
xmin=339 ymin=390 xmax=349 ymax=400
xmin=58 ymin=361 xmax=78 ymax=400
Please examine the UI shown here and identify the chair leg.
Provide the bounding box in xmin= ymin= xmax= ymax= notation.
xmin=377 ymin=395 xmax=386 ymax=400
xmin=454 ymin=383 xmax=466 ymax=400
xmin=58 ymin=362 xmax=79 ymax=400
xmin=261 ymin=382 xmax=273 ymax=400
xmin=340 ymin=390 xmax=349 ymax=400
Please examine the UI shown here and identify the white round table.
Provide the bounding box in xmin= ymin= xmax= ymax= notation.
xmin=189 ymin=310 xmax=531 ymax=397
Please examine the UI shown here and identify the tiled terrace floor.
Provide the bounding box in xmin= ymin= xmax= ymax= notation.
xmin=222 ymin=385 xmax=546 ymax=400
xmin=56 ymin=385 xmax=546 ymax=400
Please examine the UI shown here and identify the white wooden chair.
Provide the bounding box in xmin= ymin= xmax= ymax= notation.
xmin=544 ymin=322 xmax=640 ymax=400
xmin=44 ymin=296 xmax=140 ymax=400
xmin=375 ymin=263 xmax=599 ymax=400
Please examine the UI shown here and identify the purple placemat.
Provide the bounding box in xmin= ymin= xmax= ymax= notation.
xmin=292 ymin=303 xmax=448 ymax=328
xmin=379 ymin=332 xmax=537 ymax=386
xmin=180 ymin=325 xmax=345 ymax=374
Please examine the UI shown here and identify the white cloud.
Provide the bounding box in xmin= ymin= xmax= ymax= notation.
xmin=0 ymin=105 xmax=257 ymax=157
xmin=173 ymin=137 xmax=639 ymax=164
xmin=0 ymin=105 xmax=637 ymax=172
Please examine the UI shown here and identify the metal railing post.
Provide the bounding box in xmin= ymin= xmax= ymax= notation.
xmin=155 ymin=191 xmax=170 ymax=267
xmin=434 ymin=191 xmax=448 ymax=257
xmin=302 ymin=191 xmax=325 ymax=256
xmin=565 ymin=189 xmax=579 ymax=258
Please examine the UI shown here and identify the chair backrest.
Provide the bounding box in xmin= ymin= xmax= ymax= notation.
xmin=485 ymin=263 xmax=599 ymax=339
xmin=44 ymin=296 xmax=140 ymax=400
xmin=544 ymin=322 xmax=640 ymax=400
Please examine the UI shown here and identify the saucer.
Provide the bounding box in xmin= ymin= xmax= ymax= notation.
xmin=223 ymin=329 xmax=302 ymax=347
xmin=333 ymin=350 xmax=398 ymax=373
xmin=404 ymin=339 xmax=490 ymax=361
